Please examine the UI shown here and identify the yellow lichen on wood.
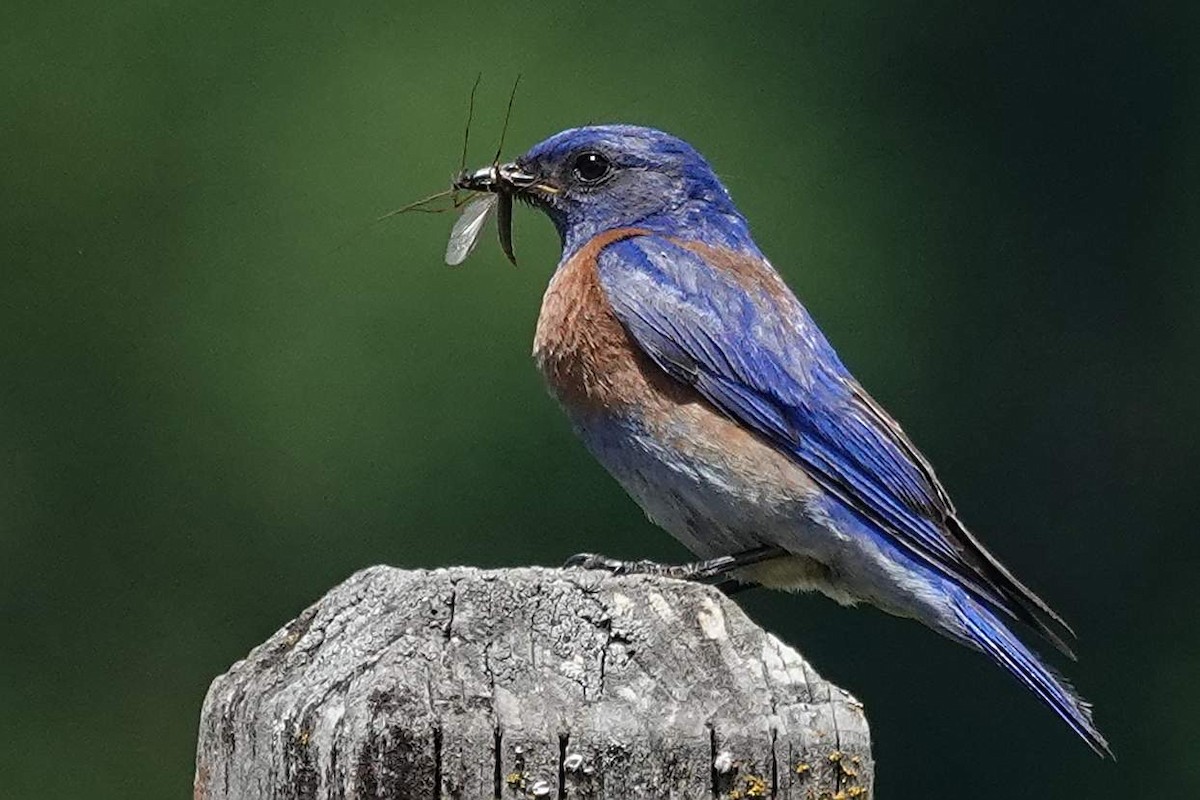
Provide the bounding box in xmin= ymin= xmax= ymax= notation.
xmin=727 ymin=773 xmax=768 ymax=799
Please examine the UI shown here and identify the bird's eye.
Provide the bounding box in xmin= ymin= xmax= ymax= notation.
xmin=572 ymin=152 xmax=611 ymax=184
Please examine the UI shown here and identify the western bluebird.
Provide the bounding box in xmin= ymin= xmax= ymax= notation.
xmin=454 ymin=125 xmax=1109 ymax=756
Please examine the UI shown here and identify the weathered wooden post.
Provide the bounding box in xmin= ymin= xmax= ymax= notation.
xmin=195 ymin=566 xmax=872 ymax=799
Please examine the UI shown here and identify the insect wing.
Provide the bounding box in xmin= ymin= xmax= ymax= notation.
xmin=445 ymin=194 xmax=498 ymax=266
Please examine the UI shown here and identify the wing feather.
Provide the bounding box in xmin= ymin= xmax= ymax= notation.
xmin=595 ymin=234 xmax=1073 ymax=653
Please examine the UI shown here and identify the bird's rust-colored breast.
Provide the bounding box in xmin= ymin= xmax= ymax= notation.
xmin=533 ymin=228 xmax=822 ymax=515
xmin=533 ymin=228 xmax=696 ymax=416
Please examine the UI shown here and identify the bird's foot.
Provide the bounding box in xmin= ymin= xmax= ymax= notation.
xmin=562 ymin=552 xmax=677 ymax=577
xmin=563 ymin=545 xmax=784 ymax=584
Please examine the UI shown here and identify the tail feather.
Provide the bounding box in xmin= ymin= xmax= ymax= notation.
xmin=947 ymin=516 xmax=1079 ymax=661
xmin=953 ymin=589 xmax=1113 ymax=758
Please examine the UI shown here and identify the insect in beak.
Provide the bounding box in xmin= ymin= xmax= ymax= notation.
xmin=446 ymin=163 xmax=545 ymax=267
xmin=381 ymin=76 xmax=543 ymax=268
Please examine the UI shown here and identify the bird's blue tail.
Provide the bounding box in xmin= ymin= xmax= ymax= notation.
xmin=952 ymin=589 xmax=1112 ymax=758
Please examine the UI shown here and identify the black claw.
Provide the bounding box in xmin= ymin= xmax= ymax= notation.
xmin=562 ymin=552 xmax=595 ymax=569
xmin=562 ymin=552 xmax=624 ymax=573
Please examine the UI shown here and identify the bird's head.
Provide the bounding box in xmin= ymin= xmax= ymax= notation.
xmin=456 ymin=125 xmax=752 ymax=257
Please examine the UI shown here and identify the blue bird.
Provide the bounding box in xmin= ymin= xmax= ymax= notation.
xmin=455 ymin=124 xmax=1109 ymax=756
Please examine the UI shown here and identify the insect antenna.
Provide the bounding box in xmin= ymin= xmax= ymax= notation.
xmin=329 ymin=76 xmax=492 ymax=258
xmin=459 ymin=72 xmax=482 ymax=172
xmin=492 ymin=74 xmax=522 ymax=166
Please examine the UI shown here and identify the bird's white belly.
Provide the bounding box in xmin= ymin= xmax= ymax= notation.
xmin=568 ymin=405 xmax=951 ymax=618
xmin=571 ymin=407 xmax=842 ymax=576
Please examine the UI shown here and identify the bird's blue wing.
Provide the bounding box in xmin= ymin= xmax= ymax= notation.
xmin=597 ymin=235 xmax=1070 ymax=644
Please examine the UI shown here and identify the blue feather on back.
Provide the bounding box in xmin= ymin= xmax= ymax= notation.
xmin=598 ymin=235 xmax=991 ymax=598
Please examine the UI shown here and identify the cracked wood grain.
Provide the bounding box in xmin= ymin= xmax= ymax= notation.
xmin=194 ymin=566 xmax=872 ymax=799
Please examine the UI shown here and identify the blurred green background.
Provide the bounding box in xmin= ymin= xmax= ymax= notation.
xmin=2 ymin=1 xmax=1197 ymax=797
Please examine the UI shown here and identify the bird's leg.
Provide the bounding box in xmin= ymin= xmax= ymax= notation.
xmin=563 ymin=545 xmax=784 ymax=583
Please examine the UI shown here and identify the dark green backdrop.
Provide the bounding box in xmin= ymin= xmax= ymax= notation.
xmin=2 ymin=2 xmax=1196 ymax=797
